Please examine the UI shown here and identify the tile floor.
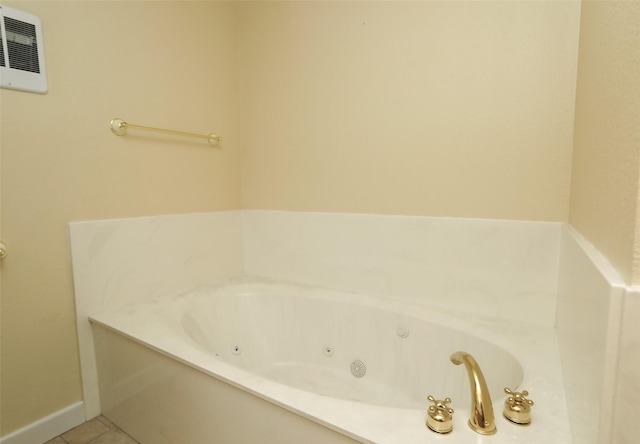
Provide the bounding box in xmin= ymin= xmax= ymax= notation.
xmin=44 ymin=416 xmax=139 ymax=444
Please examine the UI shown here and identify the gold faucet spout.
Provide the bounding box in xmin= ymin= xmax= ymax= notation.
xmin=450 ymin=351 xmax=496 ymax=435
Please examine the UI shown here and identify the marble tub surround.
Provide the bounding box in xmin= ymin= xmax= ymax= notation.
xmin=556 ymin=226 xmax=629 ymax=444
xmin=69 ymin=209 xmax=637 ymax=443
xmin=611 ymin=288 xmax=640 ymax=444
xmin=243 ymin=210 xmax=562 ymax=326
xmin=69 ymin=211 xmax=244 ymax=419
xmin=90 ymin=277 xmax=571 ymax=444
xmin=70 ymin=210 xmax=562 ymax=421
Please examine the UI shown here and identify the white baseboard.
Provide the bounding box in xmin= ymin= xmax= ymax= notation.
xmin=0 ymin=401 xmax=86 ymax=444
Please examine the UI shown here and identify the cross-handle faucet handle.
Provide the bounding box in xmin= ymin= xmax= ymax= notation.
xmin=0 ymin=240 xmax=7 ymax=260
xmin=426 ymin=395 xmax=454 ymax=434
xmin=503 ymin=388 xmax=534 ymax=425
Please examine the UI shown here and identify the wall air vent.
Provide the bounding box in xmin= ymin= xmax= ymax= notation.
xmin=0 ymin=4 xmax=47 ymax=94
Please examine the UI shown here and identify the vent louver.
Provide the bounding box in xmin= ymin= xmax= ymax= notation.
xmin=0 ymin=30 xmax=5 ymax=67
xmin=4 ymin=17 xmax=40 ymax=73
xmin=0 ymin=5 xmax=47 ymax=93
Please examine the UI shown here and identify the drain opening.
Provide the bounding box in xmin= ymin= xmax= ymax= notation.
xmin=350 ymin=359 xmax=367 ymax=378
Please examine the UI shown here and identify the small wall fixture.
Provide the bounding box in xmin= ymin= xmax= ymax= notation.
xmin=109 ymin=118 xmax=222 ymax=146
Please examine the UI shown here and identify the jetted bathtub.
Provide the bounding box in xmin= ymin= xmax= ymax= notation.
xmin=90 ymin=276 xmax=572 ymax=443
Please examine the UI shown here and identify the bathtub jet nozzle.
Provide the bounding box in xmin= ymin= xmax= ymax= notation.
xmin=350 ymin=359 xmax=367 ymax=378
xmin=450 ymin=351 xmax=497 ymax=435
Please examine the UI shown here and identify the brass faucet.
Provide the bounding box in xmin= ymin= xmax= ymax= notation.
xmin=450 ymin=351 xmax=497 ymax=435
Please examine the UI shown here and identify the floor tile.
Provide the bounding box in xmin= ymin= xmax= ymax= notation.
xmin=89 ymin=429 xmax=139 ymax=444
xmin=96 ymin=416 xmax=116 ymax=429
xmin=61 ymin=417 xmax=110 ymax=444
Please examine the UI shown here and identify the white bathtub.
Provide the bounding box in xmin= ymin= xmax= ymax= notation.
xmin=90 ymin=276 xmax=571 ymax=443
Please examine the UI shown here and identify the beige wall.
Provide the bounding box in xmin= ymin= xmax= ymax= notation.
xmin=569 ymin=1 xmax=640 ymax=285
xmin=238 ymin=1 xmax=581 ymax=221
xmin=4 ymin=0 xmax=640 ymax=439
xmin=0 ymin=1 xmax=241 ymax=435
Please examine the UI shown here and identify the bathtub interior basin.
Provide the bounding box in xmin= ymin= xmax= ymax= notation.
xmin=178 ymin=281 xmax=523 ymax=410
